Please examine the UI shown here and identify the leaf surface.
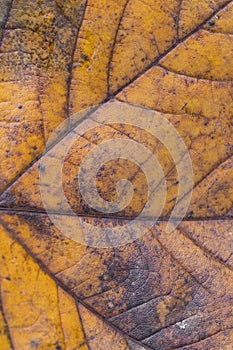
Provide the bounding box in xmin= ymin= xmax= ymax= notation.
xmin=0 ymin=0 xmax=233 ymax=349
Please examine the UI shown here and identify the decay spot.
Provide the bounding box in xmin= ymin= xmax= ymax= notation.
xmin=38 ymin=164 xmax=45 ymax=172
xmin=107 ymin=301 xmax=114 ymax=308
xmin=55 ymin=342 xmax=62 ymax=350
xmin=208 ymin=20 xmax=215 ymax=26
xmin=31 ymin=340 xmax=40 ymax=348
xmin=81 ymin=54 xmax=89 ymax=61
xmin=187 ymin=211 xmax=194 ymax=218
xmin=176 ymin=320 xmax=188 ymax=329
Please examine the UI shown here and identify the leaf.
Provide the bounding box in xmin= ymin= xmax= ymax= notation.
xmin=1 ymin=214 xmax=233 ymax=349
xmin=0 ymin=223 xmax=138 ymax=349
xmin=0 ymin=0 xmax=233 ymax=349
xmin=0 ymin=0 xmax=87 ymax=192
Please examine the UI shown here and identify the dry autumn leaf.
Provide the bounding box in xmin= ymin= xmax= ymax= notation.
xmin=0 ymin=0 xmax=233 ymax=349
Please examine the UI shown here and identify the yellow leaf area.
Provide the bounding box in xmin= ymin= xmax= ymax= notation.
xmin=0 ymin=0 xmax=232 ymax=218
xmin=0 ymin=224 xmax=138 ymax=350
xmin=0 ymin=0 xmax=233 ymax=349
xmin=0 ymin=213 xmax=233 ymax=350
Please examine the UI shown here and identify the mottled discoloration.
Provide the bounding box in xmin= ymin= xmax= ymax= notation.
xmin=1 ymin=213 xmax=233 ymax=349
xmin=0 ymin=0 xmax=86 ymax=192
xmin=0 ymin=0 xmax=232 ymax=348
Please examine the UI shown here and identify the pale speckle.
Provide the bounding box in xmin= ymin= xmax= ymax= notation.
xmin=107 ymin=301 xmax=114 ymax=308
xmin=176 ymin=320 xmax=188 ymax=330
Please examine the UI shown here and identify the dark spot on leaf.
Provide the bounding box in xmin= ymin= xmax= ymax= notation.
xmin=187 ymin=210 xmax=194 ymax=218
xmin=54 ymin=342 xmax=62 ymax=350
xmin=81 ymin=54 xmax=89 ymax=61
xmin=31 ymin=340 xmax=40 ymax=348
xmin=38 ymin=164 xmax=45 ymax=172
xmin=208 ymin=20 xmax=215 ymax=26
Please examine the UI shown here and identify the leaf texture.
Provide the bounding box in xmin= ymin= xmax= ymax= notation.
xmin=0 ymin=223 xmax=141 ymax=349
xmin=0 ymin=0 xmax=233 ymax=349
